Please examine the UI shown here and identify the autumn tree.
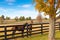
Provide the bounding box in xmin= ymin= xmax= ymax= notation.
xmin=33 ymin=0 xmax=60 ymax=40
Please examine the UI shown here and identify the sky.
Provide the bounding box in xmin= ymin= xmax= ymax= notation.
xmin=0 ymin=0 xmax=39 ymax=19
xmin=0 ymin=0 xmax=60 ymax=19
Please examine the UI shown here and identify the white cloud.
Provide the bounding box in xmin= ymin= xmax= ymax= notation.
xmin=18 ymin=4 xmax=31 ymax=8
xmin=0 ymin=7 xmax=49 ymax=19
xmin=0 ymin=7 xmax=48 ymax=19
xmin=22 ymin=5 xmax=31 ymax=8
xmin=0 ymin=7 xmax=7 ymax=13
xmin=0 ymin=7 xmax=8 ymax=17
xmin=5 ymin=0 xmax=15 ymax=2
xmin=8 ymin=3 xmax=14 ymax=5
xmin=5 ymin=0 xmax=16 ymax=5
xmin=12 ymin=10 xmax=38 ymax=18
xmin=0 ymin=7 xmax=36 ymax=19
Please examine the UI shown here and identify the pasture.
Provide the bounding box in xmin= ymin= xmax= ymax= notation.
xmin=0 ymin=22 xmax=60 ymax=40
xmin=0 ymin=19 xmax=60 ymax=40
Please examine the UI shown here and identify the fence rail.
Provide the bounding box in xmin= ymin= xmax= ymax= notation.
xmin=0 ymin=22 xmax=60 ymax=40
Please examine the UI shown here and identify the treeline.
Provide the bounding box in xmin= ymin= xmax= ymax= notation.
xmin=0 ymin=15 xmax=31 ymax=21
xmin=15 ymin=16 xmax=31 ymax=21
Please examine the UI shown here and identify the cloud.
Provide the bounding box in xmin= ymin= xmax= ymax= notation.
xmin=18 ymin=4 xmax=31 ymax=8
xmin=12 ymin=10 xmax=38 ymax=18
xmin=0 ymin=7 xmax=7 ymax=13
xmin=0 ymin=7 xmax=50 ymax=19
xmin=0 ymin=7 xmax=8 ymax=17
xmin=5 ymin=0 xmax=15 ymax=2
xmin=0 ymin=7 xmax=48 ymax=19
xmin=5 ymin=0 xmax=16 ymax=5
xmin=7 ymin=3 xmax=14 ymax=5
xmin=10 ymin=9 xmax=38 ymax=19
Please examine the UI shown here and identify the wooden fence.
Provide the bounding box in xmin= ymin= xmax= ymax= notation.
xmin=0 ymin=22 xmax=60 ymax=40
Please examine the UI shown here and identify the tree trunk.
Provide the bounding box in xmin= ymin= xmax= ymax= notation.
xmin=48 ymin=16 xmax=55 ymax=40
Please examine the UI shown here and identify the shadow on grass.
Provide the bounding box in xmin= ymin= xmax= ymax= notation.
xmin=56 ymin=38 xmax=60 ymax=40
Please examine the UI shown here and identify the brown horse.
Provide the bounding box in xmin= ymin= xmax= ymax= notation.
xmin=12 ymin=23 xmax=28 ymax=38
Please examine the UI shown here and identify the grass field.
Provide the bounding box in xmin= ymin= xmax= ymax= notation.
xmin=13 ymin=31 xmax=60 ymax=40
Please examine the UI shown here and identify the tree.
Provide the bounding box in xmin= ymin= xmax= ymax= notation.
xmin=29 ymin=17 xmax=31 ymax=20
xmin=6 ymin=16 xmax=10 ymax=20
xmin=19 ymin=16 xmax=25 ymax=21
xmin=26 ymin=17 xmax=31 ymax=20
xmin=26 ymin=17 xmax=29 ymax=20
xmin=22 ymin=16 xmax=25 ymax=20
xmin=0 ymin=17 xmax=4 ymax=24
xmin=1 ymin=15 xmax=5 ymax=20
xmin=33 ymin=0 xmax=60 ymax=40
xmin=0 ymin=15 xmax=5 ymax=24
xmin=15 ymin=16 xmax=18 ymax=21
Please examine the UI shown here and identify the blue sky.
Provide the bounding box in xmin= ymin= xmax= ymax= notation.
xmin=0 ymin=0 xmax=39 ymax=19
xmin=0 ymin=0 xmax=60 ymax=19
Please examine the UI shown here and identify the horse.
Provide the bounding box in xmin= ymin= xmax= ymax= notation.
xmin=12 ymin=23 xmax=28 ymax=38
xmin=26 ymin=20 xmax=33 ymax=37
xmin=26 ymin=24 xmax=32 ymax=37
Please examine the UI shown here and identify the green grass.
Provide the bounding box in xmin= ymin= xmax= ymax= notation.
xmin=55 ymin=31 xmax=60 ymax=40
xmin=14 ymin=31 xmax=60 ymax=40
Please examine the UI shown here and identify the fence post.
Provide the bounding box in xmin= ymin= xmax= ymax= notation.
xmin=59 ymin=23 xmax=60 ymax=31
xmin=41 ymin=23 xmax=43 ymax=34
xmin=26 ymin=24 xmax=28 ymax=37
xmin=4 ymin=26 xmax=7 ymax=40
xmin=30 ymin=24 xmax=32 ymax=36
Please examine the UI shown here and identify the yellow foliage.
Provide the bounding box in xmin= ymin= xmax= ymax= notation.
xmin=35 ymin=4 xmax=41 ymax=10
xmin=35 ymin=0 xmax=43 ymax=3
xmin=35 ymin=1 xmax=46 ymax=13
xmin=45 ymin=6 xmax=50 ymax=13
xmin=48 ymin=0 xmax=54 ymax=4
xmin=34 ymin=0 xmax=59 ymax=18
xmin=35 ymin=0 xmax=39 ymax=3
